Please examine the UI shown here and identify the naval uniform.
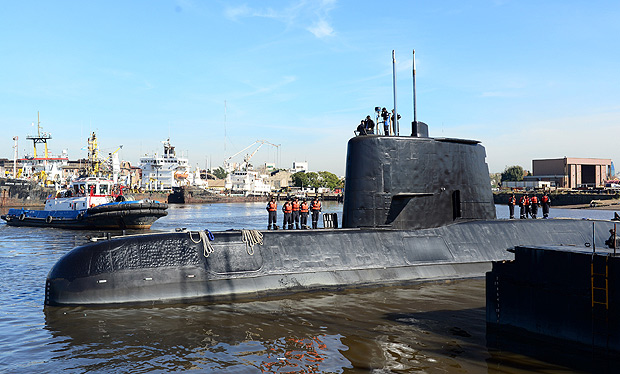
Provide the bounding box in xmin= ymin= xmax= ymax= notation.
xmin=266 ymin=200 xmax=277 ymax=230
xmin=508 ymin=195 xmax=516 ymax=219
xmin=282 ymin=202 xmax=293 ymax=230
xmin=311 ymin=199 xmax=321 ymax=229
xmin=530 ymin=196 xmax=539 ymax=219
xmin=292 ymin=200 xmax=300 ymax=229
xmin=300 ymin=201 xmax=309 ymax=229
xmin=541 ymin=195 xmax=551 ymax=218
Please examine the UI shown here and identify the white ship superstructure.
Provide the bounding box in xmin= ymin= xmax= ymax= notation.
xmin=227 ymin=170 xmax=272 ymax=196
xmin=139 ymin=139 xmax=194 ymax=191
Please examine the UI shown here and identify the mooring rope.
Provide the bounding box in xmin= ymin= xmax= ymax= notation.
xmin=241 ymin=229 xmax=263 ymax=255
xmin=188 ymin=229 xmax=215 ymax=257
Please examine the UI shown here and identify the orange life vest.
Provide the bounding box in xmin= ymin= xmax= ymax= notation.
xmin=283 ymin=202 xmax=292 ymax=213
xmin=292 ymin=201 xmax=300 ymax=211
xmin=300 ymin=202 xmax=309 ymax=213
xmin=311 ymin=200 xmax=321 ymax=211
xmin=508 ymin=196 xmax=516 ymax=205
xmin=530 ymin=196 xmax=538 ymax=204
xmin=267 ymin=201 xmax=277 ymax=212
xmin=542 ymin=195 xmax=549 ymax=203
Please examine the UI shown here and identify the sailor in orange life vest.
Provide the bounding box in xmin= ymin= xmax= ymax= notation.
xmin=311 ymin=197 xmax=322 ymax=229
xmin=519 ymin=195 xmax=528 ymax=219
xmin=300 ymin=199 xmax=310 ymax=229
xmin=541 ymin=193 xmax=551 ymax=218
xmin=291 ymin=197 xmax=301 ymax=229
xmin=508 ymin=194 xmax=517 ymax=219
xmin=266 ymin=196 xmax=278 ymax=230
xmin=282 ymin=199 xmax=293 ymax=230
xmin=525 ymin=194 xmax=532 ymax=218
xmin=530 ymin=195 xmax=540 ymax=219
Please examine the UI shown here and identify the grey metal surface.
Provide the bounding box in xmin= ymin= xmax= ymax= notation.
xmin=45 ymin=219 xmax=614 ymax=305
xmin=487 ymin=244 xmax=620 ymax=353
xmin=44 ymin=134 xmax=610 ymax=306
xmin=342 ymin=136 xmax=495 ymax=230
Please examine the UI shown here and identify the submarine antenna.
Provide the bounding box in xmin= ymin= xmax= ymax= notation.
xmin=412 ymin=49 xmax=417 ymax=136
xmin=392 ymin=50 xmax=398 ymax=136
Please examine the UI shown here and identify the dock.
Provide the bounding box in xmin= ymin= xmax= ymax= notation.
xmin=487 ymin=242 xmax=620 ymax=355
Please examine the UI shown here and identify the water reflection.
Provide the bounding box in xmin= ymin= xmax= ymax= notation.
xmin=44 ymin=298 xmax=354 ymax=372
xmin=41 ymin=279 xmax=597 ymax=373
xmin=4 ymin=202 xmax=620 ymax=373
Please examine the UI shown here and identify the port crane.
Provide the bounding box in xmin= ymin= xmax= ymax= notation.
xmin=223 ymin=140 xmax=280 ymax=172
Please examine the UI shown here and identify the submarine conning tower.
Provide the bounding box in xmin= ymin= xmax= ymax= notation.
xmin=342 ymin=127 xmax=496 ymax=230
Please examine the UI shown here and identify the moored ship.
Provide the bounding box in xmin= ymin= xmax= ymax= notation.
xmin=2 ymin=177 xmax=168 ymax=229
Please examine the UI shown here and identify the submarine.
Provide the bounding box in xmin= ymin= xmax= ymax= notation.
xmin=44 ymin=51 xmax=617 ymax=306
xmin=44 ymin=125 xmax=617 ymax=306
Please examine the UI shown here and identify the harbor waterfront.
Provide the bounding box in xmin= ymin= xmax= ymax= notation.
xmin=1 ymin=202 xmax=619 ymax=373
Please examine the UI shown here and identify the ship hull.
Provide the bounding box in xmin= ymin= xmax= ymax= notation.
xmin=2 ymin=201 xmax=168 ymax=230
xmin=44 ymin=218 xmax=612 ymax=306
xmin=0 ymin=178 xmax=53 ymax=207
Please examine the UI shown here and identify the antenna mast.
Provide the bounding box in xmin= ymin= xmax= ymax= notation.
xmin=12 ymin=136 xmax=18 ymax=178
xmin=392 ymin=50 xmax=398 ymax=136
xmin=224 ymin=100 xmax=227 ymax=153
xmin=26 ymin=111 xmax=52 ymax=159
xmin=412 ymin=49 xmax=417 ymax=127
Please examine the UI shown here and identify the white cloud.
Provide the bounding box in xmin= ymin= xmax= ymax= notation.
xmin=307 ymin=19 xmax=334 ymax=38
xmin=224 ymin=0 xmax=336 ymax=39
xmin=224 ymin=5 xmax=252 ymax=21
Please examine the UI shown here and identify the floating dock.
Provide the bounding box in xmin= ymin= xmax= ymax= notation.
xmin=487 ymin=240 xmax=620 ymax=354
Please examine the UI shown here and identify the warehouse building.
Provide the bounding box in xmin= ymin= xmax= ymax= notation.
xmin=531 ymin=157 xmax=612 ymax=189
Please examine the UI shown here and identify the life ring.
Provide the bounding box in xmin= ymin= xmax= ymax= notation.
xmin=46 ymin=216 xmax=53 ymax=224
xmin=19 ymin=213 xmax=25 ymax=221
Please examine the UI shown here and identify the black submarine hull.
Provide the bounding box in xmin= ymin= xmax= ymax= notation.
xmin=45 ymin=219 xmax=612 ymax=306
xmin=2 ymin=201 xmax=168 ymax=230
xmin=46 ymin=132 xmax=606 ymax=306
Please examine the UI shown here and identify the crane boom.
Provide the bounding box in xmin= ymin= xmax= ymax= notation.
xmin=223 ymin=140 xmax=280 ymax=171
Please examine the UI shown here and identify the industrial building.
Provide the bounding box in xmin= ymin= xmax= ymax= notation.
xmin=531 ymin=157 xmax=613 ymax=189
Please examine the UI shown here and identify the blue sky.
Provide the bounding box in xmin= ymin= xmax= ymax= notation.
xmin=1 ymin=1 xmax=619 ymax=176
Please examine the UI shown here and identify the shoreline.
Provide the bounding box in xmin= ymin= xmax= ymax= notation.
xmin=553 ymin=203 xmax=620 ymax=210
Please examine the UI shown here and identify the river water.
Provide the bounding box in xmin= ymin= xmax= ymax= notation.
xmin=1 ymin=202 xmax=618 ymax=373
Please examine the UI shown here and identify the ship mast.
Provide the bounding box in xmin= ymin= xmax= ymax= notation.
xmin=392 ymin=50 xmax=398 ymax=136
xmin=12 ymin=136 xmax=18 ymax=178
xmin=412 ymin=49 xmax=417 ymax=131
xmin=26 ymin=111 xmax=52 ymax=159
xmin=87 ymin=132 xmax=101 ymax=176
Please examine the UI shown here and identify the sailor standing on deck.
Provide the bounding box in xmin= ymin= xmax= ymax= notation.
xmin=519 ymin=195 xmax=527 ymax=219
xmin=524 ymin=194 xmax=531 ymax=218
xmin=282 ymin=200 xmax=293 ymax=230
xmin=541 ymin=193 xmax=551 ymax=218
xmin=508 ymin=194 xmax=516 ymax=219
xmin=311 ymin=197 xmax=322 ymax=229
xmin=381 ymin=108 xmax=390 ymax=135
xmin=300 ymin=199 xmax=310 ymax=229
xmin=530 ymin=195 xmax=539 ymax=219
xmin=364 ymin=116 xmax=375 ymax=135
xmin=292 ymin=197 xmax=301 ymax=229
xmin=266 ymin=196 xmax=277 ymax=230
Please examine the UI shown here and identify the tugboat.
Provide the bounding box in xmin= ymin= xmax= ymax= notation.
xmin=1 ymin=177 xmax=168 ymax=229
xmin=2 ymin=130 xmax=168 ymax=230
xmin=44 ymin=51 xmax=618 ymax=306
